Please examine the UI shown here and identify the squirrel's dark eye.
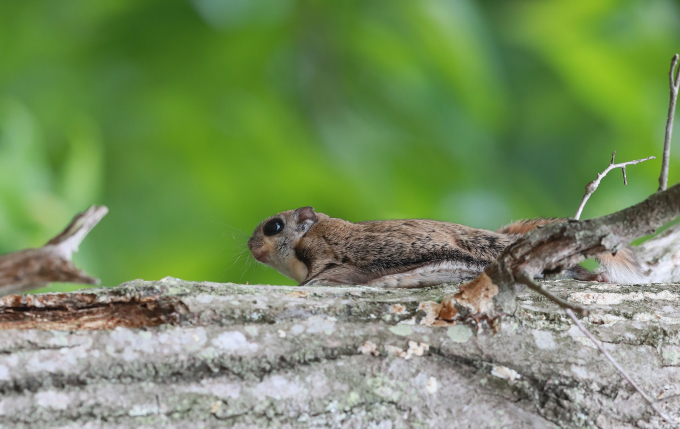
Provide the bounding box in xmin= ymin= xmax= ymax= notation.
xmin=263 ymin=218 xmax=284 ymax=236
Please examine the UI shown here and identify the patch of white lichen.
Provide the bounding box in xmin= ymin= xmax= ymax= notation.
xmin=1 ymin=278 xmax=680 ymax=428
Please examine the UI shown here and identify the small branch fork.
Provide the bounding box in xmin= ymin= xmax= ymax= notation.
xmin=522 ymin=55 xmax=680 ymax=424
xmin=659 ymin=54 xmax=680 ymax=192
xmin=574 ymin=151 xmax=655 ymax=220
xmin=563 ymin=56 xmax=680 ymax=422
xmin=566 ymin=309 xmax=676 ymax=425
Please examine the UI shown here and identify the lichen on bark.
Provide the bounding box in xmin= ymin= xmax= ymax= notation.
xmin=0 ymin=277 xmax=679 ymax=428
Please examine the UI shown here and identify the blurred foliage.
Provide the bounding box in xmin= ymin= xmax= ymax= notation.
xmin=0 ymin=0 xmax=679 ymax=290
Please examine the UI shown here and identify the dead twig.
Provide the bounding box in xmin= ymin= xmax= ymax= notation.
xmin=0 ymin=206 xmax=108 ymax=296
xmin=659 ymin=394 xmax=680 ymax=403
xmin=515 ymin=271 xmax=589 ymax=316
xmin=566 ymin=309 xmax=676 ymax=425
xmin=659 ymin=54 xmax=680 ymax=192
xmin=574 ymin=151 xmax=655 ymax=220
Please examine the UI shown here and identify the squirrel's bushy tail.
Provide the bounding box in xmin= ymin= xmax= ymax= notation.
xmin=596 ymin=248 xmax=645 ymax=284
xmin=497 ymin=218 xmax=646 ymax=284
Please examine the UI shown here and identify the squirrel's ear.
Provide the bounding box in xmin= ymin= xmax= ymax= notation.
xmin=295 ymin=207 xmax=318 ymax=234
xmin=295 ymin=206 xmax=317 ymax=223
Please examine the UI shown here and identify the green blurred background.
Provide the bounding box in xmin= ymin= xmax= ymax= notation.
xmin=1 ymin=0 xmax=679 ymax=290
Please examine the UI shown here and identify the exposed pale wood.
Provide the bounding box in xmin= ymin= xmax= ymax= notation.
xmin=0 ymin=292 xmax=187 ymax=330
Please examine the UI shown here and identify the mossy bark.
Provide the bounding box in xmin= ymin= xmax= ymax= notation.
xmin=1 ymin=278 xmax=679 ymax=428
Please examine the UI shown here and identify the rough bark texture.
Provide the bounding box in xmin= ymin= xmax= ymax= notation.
xmin=638 ymin=222 xmax=680 ymax=283
xmin=2 ymin=277 xmax=680 ymax=428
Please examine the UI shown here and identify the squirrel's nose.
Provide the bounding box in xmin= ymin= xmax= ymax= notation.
xmin=248 ymin=240 xmax=268 ymax=262
xmin=251 ymin=247 xmax=268 ymax=263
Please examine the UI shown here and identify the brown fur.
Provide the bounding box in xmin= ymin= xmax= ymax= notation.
xmin=296 ymin=217 xmax=514 ymax=285
xmin=496 ymin=218 xmax=565 ymax=235
xmin=249 ymin=209 xmax=645 ymax=287
xmin=595 ymin=247 xmax=644 ymax=283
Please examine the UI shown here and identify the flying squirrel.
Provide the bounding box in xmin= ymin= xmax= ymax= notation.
xmin=247 ymin=207 xmax=644 ymax=287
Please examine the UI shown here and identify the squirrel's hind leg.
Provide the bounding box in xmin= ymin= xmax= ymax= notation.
xmin=303 ymin=263 xmax=484 ymax=288
xmin=365 ymin=263 xmax=483 ymax=288
xmin=300 ymin=266 xmax=374 ymax=287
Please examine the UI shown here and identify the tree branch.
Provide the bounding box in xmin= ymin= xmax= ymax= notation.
xmin=659 ymin=53 xmax=680 ymax=192
xmin=439 ymin=183 xmax=680 ymax=317
xmin=0 ymin=206 xmax=108 ymax=296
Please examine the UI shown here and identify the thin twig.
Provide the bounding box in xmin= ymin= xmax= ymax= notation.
xmin=566 ymin=309 xmax=676 ymax=425
xmin=574 ymin=151 xmax=655 ymax=220
xmin=659 ymin=54 xmax=680 ymax=192
xmin=659 ymin=394 xmax=680 ymax=403
xmin=515 ymin=271 xmax=589 ymax=316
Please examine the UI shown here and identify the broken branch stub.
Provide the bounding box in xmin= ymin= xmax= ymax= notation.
xmin=438 ymin=183 xmax=680 ymax=321
xmin=0 ymin=206 xmax=108 ymax=296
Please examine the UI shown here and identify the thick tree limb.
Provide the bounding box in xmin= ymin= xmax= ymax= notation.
xmin=1 ymin=278 xmax=679 ymax=428
xmin=0 ymin=206 xmax=108 ymax=296
xmin=659 ymin=53 xmax=680 ymax=192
